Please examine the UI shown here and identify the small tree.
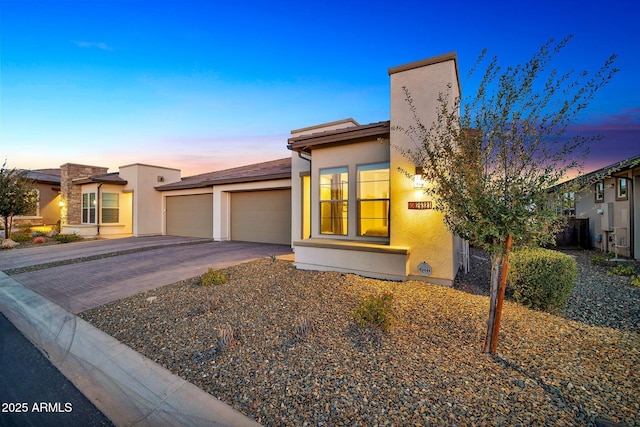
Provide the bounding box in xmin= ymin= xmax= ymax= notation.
xmin=0 ymin=161 xmax=39 ymax=239
xmin=398 ymin=36 xmax=618 ymax=354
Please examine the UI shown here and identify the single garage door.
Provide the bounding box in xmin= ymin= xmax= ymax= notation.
xmin=231 ymin=189 xmax=291 ymax=245
xmin=166 ymin=194 xmax=213 ymax=238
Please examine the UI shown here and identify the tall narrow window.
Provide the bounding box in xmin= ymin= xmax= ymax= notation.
xmin=357 ymin=163 xmax=390 ymax=237
xmin=82 ymin=193 xmax=96 ymax=224
xmin=617 ymin=178 xmax=628 ymax=200
xmin=595 ymin=181 xmax=604 ymax=202
xmin=319 ymin=167 xmax=348 ymax=235
xmin=101 ymin=193 xmax=119 ymax=223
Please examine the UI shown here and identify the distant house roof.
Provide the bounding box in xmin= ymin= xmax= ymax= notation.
xmin=156 ymin=157 xmax=292 ymax=191
xmin=20 ymin=169 xmax=61 ymax=185
xmin=72 ymin=172 xmax=128 ymax=185
xmin=287 ymin=120 xmax=390 ymax=154
xmin=565 ymin=153 xmax=640 ymax=187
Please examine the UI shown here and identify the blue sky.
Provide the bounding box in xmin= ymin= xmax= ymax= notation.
xmin=1 ymin=0 xmax=638 ymax=176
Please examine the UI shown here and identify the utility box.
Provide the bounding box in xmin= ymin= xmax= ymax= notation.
xmin=600 ymin=202 xmax=614 ymax=231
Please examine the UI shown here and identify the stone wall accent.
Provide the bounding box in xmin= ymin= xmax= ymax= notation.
xmin=60 ymin=164 xmax=108 ymax=225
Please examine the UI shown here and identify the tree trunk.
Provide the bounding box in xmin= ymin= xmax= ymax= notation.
xmin=483 ymin=234 xmax=514 ymax=354
xmin=3 ymin=215 xmax=10 ymax=239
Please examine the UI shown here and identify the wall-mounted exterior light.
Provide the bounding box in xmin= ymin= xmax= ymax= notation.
xmin=413 ymin=166 xmax=425 ymax=188
xmin=59 ymin=200 xmax=65 ymax=207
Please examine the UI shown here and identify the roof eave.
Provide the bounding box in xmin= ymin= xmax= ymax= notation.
xmin=156 ymin=172 xmax=291 ymax=191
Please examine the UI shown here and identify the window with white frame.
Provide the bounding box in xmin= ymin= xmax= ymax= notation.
xmin=319 ymin=167 xmax=348 ymax=235
xmin=357 ymin=162 xmax=390 ymax=237
xmin=617 ymin=178 xmax=628 ymax=200
xmin=101 ymin=193 xmax=119 ymax=223
xmin=82 ymin=193 xmax=96 ymax=224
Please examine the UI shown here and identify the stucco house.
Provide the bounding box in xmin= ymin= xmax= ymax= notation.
xmin=288 ymin=53 xmax=464 ymax=284
xmin=571 ymin=154 xmax=640 ymax=259
xmin=57 ymin=52 xmax=465 ymax=283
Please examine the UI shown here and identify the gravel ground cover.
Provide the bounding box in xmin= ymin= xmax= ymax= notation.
xmin=80 ymin=251 xmax=639 ymax=426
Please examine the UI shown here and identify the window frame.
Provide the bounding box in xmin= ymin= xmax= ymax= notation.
xmin=356 ymin=162 xmax=390 ymax=238
xmin=616 ymin=178 xmax=628 ymax=201
xmin=594 ymin=181 xmax=604 ymax=203
xmin=101 ymin=193 xmax=119 ymax=224
xmin=319 ymin=166 xmax=348 ymax=236
xmin=82 ymin=192 xmax=97 ymax=224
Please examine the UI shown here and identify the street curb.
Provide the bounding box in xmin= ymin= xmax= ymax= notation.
xmin=0 ymin=272 xmax=260 ymax=427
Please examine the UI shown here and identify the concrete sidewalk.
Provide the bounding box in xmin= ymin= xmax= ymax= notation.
xmin=0 ymin=237 xmax=292 ymax=426
xmin=0 ymin=273 xmax=260 ymax=426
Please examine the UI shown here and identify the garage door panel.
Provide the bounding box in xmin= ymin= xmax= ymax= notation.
xmin=231 ymin=190 xmax=291 ymax=245
xmin=166 ymin=194 xmax=213 ymax=238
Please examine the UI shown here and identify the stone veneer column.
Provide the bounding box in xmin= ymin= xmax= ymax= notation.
xmin=60 ymin=164 xmax=108 ymax=225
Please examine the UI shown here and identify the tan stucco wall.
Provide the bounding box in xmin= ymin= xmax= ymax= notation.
xmin=389 ymin=55 xmax=462 ymax=283
xmin=290 ymin=154 xmax=311 ymax=244
xmin=119 ymin=164 xmax=181 ymax=236
xmin=15 ymin=182 xmax=60 ymax=227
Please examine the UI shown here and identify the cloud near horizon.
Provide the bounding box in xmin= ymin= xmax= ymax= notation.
xmin=72 ymin=41 xmax=113 ymax=51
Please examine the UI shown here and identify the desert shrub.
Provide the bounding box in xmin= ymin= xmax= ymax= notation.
xmin=295 ymin=316 xmax=313 ymax=340
xmin=352 ymin=291 xmax=397 ymax=332
xmin=216 ymin=323 xmax=235 ymax=352
xmin=592 ymin=251 xmax=615 ymax=266
xmin=631 ymin=275 xmax=640 ymax=287
xmin=203 ymin=295 xmax=220 ymax=312
xmin=508 ymin=247 xmax=577 ymax=313
xmin=200 ymin=268 xmax=227 ymax=287
xmin=33 ymin=236 xmax=46 ymax=244
xmin=10 ymin=232 xmax=32 ymax=243
xmin=54 ymin=233 xmax=83 ymax=244
xmin=607 ymin=264 xmax=635 ymax=277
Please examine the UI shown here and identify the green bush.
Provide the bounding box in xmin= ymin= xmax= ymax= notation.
xmin=631 ymin=275 xmax=640 ymax=287
xmin=54 ymin=233 xmax=83 ymax=243
xmin=352 ymin=291 xmax=397 ymax=332
xmin=508 ymin=248 xmax=577 ymax=313
xmin=200 ymin=268 xmax=227 ymax=287
xmin=10 ymin=232 xmax=32 ymax=243
xmin=607 ymin=264 xmax=634 ymax=277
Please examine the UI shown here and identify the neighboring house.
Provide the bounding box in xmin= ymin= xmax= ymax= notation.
xmin=58 ymin=52 xmax=465 ymax=283
xmin=60 ymin=159 xmax=292 ymax=244
xmin=571 ymin=154 xmax=640 ymax=259
xmin=14 ymin=169 xmax=61 ymax=227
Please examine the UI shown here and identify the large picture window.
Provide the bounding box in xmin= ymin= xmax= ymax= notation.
xmin=320 ymin=167 xmax=348 ymax=235
xmin=82 ymin=193 xmax=96 ymax=224
xmin=357 ymin=163 xmax=390 ymax=237
xmin=101 ymin=193 xmax=119 ymax=223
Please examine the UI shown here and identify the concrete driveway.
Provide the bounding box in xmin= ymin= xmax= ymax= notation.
xmin=0 ymin=236 xmax=292 ymax=314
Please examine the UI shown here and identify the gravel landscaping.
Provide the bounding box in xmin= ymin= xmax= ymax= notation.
xmin=80 ymin=250 xmax=639 ymax=426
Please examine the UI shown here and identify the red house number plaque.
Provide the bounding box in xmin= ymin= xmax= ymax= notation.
xmin=408 ymin=201 xmax=432 ymax=210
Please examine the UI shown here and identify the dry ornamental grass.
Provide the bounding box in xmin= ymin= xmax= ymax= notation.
xmin=80 ymin=253 xmax=639 ymax=426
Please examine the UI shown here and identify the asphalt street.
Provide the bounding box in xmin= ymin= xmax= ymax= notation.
xmin=0 ymin=313 xmax=113 ymax=427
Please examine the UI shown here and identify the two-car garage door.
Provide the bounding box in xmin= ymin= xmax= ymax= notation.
xmin=165 ymin=189 xmax=291 ymax=245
